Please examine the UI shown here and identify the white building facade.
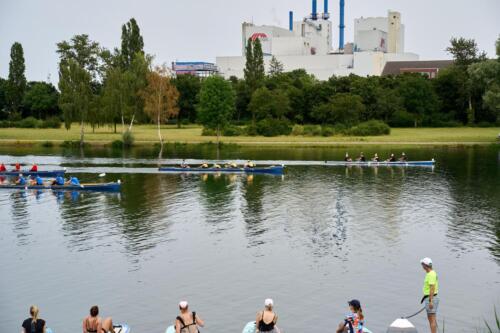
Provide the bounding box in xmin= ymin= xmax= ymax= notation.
xmin=216 ymin=3 xmax=418 ymax=81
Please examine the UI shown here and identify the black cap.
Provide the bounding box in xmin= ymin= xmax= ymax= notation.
xmin=348 ymin=299 xmax=361 ymax=308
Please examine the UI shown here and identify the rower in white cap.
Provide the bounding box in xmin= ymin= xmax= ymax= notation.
xmin=175 ymin=301 xmax=204 ymax=333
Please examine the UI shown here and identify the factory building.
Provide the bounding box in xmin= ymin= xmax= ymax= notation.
xmin=216 ymin=0 xmax=418 ymax=80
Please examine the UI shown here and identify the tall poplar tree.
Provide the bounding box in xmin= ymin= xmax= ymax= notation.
xmin=6 ymin=42 xmax=27 ymax=114
xmin=120 ymin=18 xmax=144 ymax=70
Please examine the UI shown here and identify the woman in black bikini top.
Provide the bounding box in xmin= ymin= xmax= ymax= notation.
xmin=83 ymin=305 xmax=116 ymax=333
xmin=256 ymin=299 xmax=279 ymax=333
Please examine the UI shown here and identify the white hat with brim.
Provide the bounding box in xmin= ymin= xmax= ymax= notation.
xmin=420 ymin=257 xmax=432 ymax=266
xmin=179 ymin=301 xmax=188 ymax=309
xmin=265 ymin=298 xmax=273 ymax=307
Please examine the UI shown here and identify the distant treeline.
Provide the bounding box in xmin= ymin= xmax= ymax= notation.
xmin=0 ymin=18 xmax=499 ymax=143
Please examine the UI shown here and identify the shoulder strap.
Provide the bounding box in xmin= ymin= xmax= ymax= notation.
xmin=192 ymin=312 xmax=196 ymax=324
xmin=176 ymin=316 xmax=186 ymax=328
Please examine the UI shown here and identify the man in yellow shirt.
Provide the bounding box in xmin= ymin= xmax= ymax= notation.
xmin=421 ymin=257 xmax=439 ymax=333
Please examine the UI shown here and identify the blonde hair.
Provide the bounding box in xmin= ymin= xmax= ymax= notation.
xmin=30 ymin=305 xmax=39 ymax=324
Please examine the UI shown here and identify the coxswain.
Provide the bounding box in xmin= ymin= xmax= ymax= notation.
xmin=0 ymin=163 xmax=6 ymax=172
xmin=180 ymin=160 xmax=190 ymax=169
xmin=30 ymin=163 xmax=38 ymax=172
xmin=399 ymin=152 xmax=408 ymax=162
xmin=344 ymin=153 xmax=352 ymax=162
xmin=387 ymin=154 xmax=397 ymax=162
xmin=244 ymin=160 xmax=255 ymax=168
xmin=357 ymin=153 xmax=366 ymax=162
xmin=16 ymin=175 xmax=27 ymax=186
xmin=52 ymin=175 xmax=65 ymax=186
xmin=372 ymin=153 xmax=380 ymax=162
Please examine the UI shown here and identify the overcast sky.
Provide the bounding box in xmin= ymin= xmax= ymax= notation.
xmin=1 ymin=0 xmax=499 ymax=83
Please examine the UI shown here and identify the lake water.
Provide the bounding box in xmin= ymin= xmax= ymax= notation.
xmin=0 ymin=145 xmax=499 ymax=333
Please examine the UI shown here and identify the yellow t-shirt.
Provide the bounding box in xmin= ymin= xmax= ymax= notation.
xmin=423 ymin=270 xmax=439 ymax=295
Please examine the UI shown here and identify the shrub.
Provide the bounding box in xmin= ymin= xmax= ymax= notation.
xmin=389 ymin=110 xmax=414 ymax=127
xmin=222 ymin=125 xmax=243 ymax=136
xmin=291 ymin=124 xmax=304 ymax=136
xmin=122 ymin=130 xmax=135 ymax=147
xmin=19 ymin=117 xmax=40 ymax=128
xmin=256 ymin=118 xmax=292 ymax=136
xmin=111 ymin=140 xmax=123 ymax=149
xmin=321 ymin=125 xmax=335 ymax=137
xmin=42 ymin=117 xmax=62 ymax=129
xmin=41 ymin=141 xmax=54 ymax=148
xmin=348 ymin=120 xmax=391 ymax=136
xmin=201 ymin=127 xmax=216 ymax=136
xmin=303 ymin=124 xmax=322 ymax=136
xmin=245 ymin=123 xmax=258 ymax=136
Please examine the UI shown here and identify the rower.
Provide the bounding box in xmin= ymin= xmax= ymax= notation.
xmin=67 ymin=176 xmax=81 ymax=186
xmin=31 ymin=175 xmax=44 ymax=186
xmin=200 ymin=163 xmax=209 ymax=169
xmin=244 ymin=160 xmax=255 ymax=168
xmin=52 ymin=175 xmax=65 ymax=186
xmin=180 ymin=160 xmax=190 ymax=169
xmin=30 ymin=163 xmax=38 ymax=172
xmin=16 ymin=175 xmax=27 ymax=186
xmin=344 ymin=153 xmax=352 ymax=162
xmin=372 ymin=153 xmax=380 ymax=162
xmin=399 ymin=152 xmax=408 ymax=162
xmin=0 ymin=163 xmax=6 ymax=172
xmin=14 ymin=163 xmax=21 ymax=171
xmin=387 ymin=154 xmax=397 ymax=162
xmin=213 ymin=163 xmax=221 ymax=169
xmin=357 ymin=153 xmax=366 ymax=162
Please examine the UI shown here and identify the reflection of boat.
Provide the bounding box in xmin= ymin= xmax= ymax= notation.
xmin=159 ymin=165 xmax=285 ymax=175
xmin=0 ymin=182 xmax=121 ymax=192
xmin=0 ymin=169 xmax=66 ymax=177
xmin=326 ymin=160 xmax=435 ymax=167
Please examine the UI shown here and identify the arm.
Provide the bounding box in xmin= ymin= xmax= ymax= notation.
xmin=195 ymin=315 xmax=205 ymax=327
xmin=273 ymin=314 xmax=278 ymax=324
xmin=175 ymin=319 xmax=181 ymax=333
xmin=428 ymin=285 xmax=435 ymax=308
xmin=255 ymin=312 xmax=262 ymax=332
xmin=82 ymin=318 xmax=87 ymax=333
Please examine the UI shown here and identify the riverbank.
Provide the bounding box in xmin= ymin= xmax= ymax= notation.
xmin=0 ymin=125 xmax=498 ymax=147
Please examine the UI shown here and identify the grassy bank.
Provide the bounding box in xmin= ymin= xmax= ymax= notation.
xmin=0 ymin=124 xmax=498 ymax=146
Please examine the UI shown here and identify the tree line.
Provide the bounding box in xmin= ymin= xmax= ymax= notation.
xmin=1 ymin=18 xmax=499 ymax=145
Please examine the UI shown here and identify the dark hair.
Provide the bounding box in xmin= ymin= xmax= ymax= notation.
xmin=90 ymin=306 xmax=99 ymax=317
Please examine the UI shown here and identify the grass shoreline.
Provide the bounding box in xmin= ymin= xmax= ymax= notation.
xmin=0 ymin=125 xmax=498 ymax=147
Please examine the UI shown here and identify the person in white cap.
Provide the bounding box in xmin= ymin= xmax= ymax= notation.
xmin=175 ymin=301 xmax=204 ymax=333
xmin=255 ymin=299 xmax=279 ymax=333
xmin=420 ymin=257 xmax=439 ymax=333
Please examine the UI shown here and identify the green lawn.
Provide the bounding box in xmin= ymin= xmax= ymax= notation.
xmin=0 ymin=124 xmax=498 ymax=146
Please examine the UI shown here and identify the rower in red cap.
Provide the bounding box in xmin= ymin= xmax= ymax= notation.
xmin=0 ymin=163 xmax=6 ymax=172
xmin=30 ymin=163 xmax=38 ymax=172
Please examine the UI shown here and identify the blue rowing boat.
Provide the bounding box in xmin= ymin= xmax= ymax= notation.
xmin=326 ymin=160 xmax=435 ymax=167
xmin=0 ymin=169 xmax=66 ymax=177
xmin=0 ymin=182 xmax=121 ymax=192
xmin=159 ymin=165 xmax=285 ymax=175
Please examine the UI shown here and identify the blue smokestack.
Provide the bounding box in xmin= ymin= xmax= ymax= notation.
xmin=312 ymin=0 xmax=317 ymax=20
xmin=289 ymin=11 xmax=293 ymax=31
xmin=339 ymin=0 xmax=345 ymax=49
xmin=324 ymin=0 xmax=329 ymax=19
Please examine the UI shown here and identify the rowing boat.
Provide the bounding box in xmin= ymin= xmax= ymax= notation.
xmin=0 ymin=182 xmax=121 ymax=192
xmin=325 ymin=160 xmax=435 ymax=167
xmin=159 ymin=165 xmax=285 ymax=175
xmin=0 ymin=169 xmax=66 ymax=177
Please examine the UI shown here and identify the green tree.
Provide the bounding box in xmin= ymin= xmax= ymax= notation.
xmin=58 ymin=59 xmax=92 ymax=146
xmin=120 ymin=18 xmax=144 ymax=70
xmin=173 ymin=74 xmax=201 ymax=125
xmin=248 ymin=87 xmax=290 ymax=121
xmin=0 ymin=78 xmax=8 ymax=119
xmin=101 ymin=66 xmax=134 ymax=132
xmin=22 ymin=82 xmax=60 ymax=119
xmin=268 ymin=56 xmax=284 ymax=76
xmin=140 ymin=65 xmax=179 ymax=160
xmin=56 ymin=34 xmax=102 ymax=80
xmin=433 ymin=66 xmax=469 ymax=124
xmin=311 ymin=93 xmax=364 ymax=126
xmin=373 ymin=88 xmax=404 ymax=122
xmin=6 ymin=42 xmax=27 ymax=115
xmin=468 ymin=60 xmax=500 ymax=122
xmin=397 ymin=74 xmax=438 ymax=127
xmin=243 ymin=38 xmax=265 ymax=118
xmin=253 ymin=38 xmax=265 ymax=86
xmin=446 ymin=37 xmax=487 ymax=68
xmin=197 ymin=76 xmax=235 ymax=146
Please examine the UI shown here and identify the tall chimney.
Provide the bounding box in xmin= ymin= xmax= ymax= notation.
xmin=339 ymin=0 xmax=345 ymax=49
xmin=323 ymin=0 xmax=329 ymax=19
xmin=312 ymin=0 xmax=318 ymax=20
xmin=289 ymin=11 xmax=294 ymax=31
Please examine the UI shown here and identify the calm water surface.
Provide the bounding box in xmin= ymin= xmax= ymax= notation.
xmin=0 ymin=145 xmax=499 ymax=333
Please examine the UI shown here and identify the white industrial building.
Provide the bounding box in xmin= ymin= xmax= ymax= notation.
xmin=216 ymin=0 xmax=418 ymax=80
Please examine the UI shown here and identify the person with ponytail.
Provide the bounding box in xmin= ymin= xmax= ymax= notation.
xmin=21 ymin=305 xmax=46 ymax=333
xmin=336 ymin=300 xmax=365 ymax=333
xmin=83 ymin=305 xmax=116 ymax=333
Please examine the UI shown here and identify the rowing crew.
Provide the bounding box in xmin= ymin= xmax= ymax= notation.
xmin=179 ymin=160 xmax=256 ymax=169
xmin=12 ymin=175 xmax=80 ymax=187
xmin=344 ymin=152 xmax=408 ymax=163
xmin=0 ymin=163 xmax=39 ymax=172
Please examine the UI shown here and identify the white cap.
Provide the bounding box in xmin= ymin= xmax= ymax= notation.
xmin=179 ymin=301 xmax=188 ymax=309
xmin=420 ymin=257 xmax=433 ymax=266
xmin=264 ymin=298 xmax=273 ymax=307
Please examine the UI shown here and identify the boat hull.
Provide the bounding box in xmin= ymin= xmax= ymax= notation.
xmin=0 ymin=170 xmax=66 ymax=177
xmin=159 ymin=165 xmax=285 ymax=175
xmin=0 ymin=182 xmax=121 ymax=192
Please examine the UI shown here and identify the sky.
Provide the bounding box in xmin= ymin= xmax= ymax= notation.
xmin=1 ymin=0 xmax=499 ymax=83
